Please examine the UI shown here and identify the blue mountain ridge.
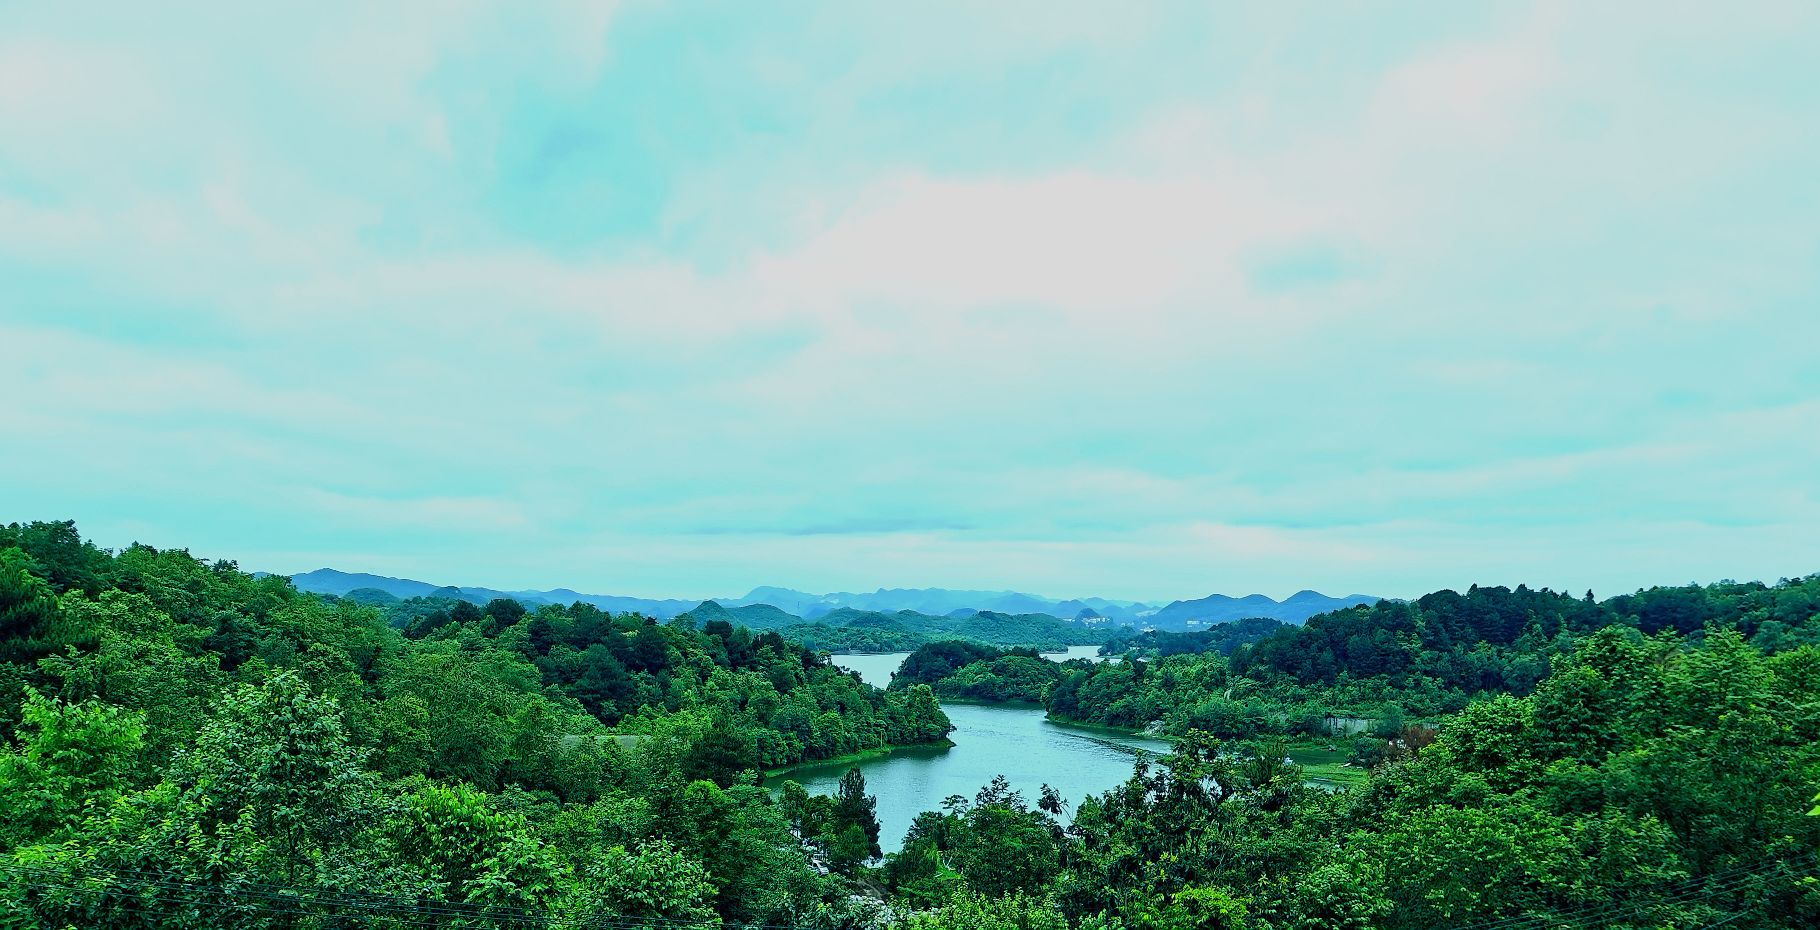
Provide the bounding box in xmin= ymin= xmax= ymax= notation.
xmin=285 ymin=569 xmax=1378 ymax=628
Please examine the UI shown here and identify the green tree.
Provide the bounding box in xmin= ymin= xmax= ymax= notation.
xmin=663 ymin=780 xmax=815 ymax=924
xmin=831 ymin=767 xmax=883 ymax=862
xmin=561 ymin=840 xmax=718 ymax=926
xmin=0 ymin=547 xmax=61 ymax=661
xmin=1126 ymin=885 xmax=1247 ymax=930
xmin=0 ymin=690 xmax=145 ymax=846
xmin=944 ymin=776 xmax=1063 ymax=898
xmin=388 ymin=782 xmax=563 ymax=914
xmin=898 ymin=891 xmax=1122 ymax=930
xmin=887 ymin=684 xmax=955 ymax=744
xmin=484 ymin=597 xmax=528 ymax=627
xmin=0 ymin=521 xmax=111 ymax=593
xmin=169 ymin=671 xmax=380 ymax=883
xmin=1273 ymin=864 xmax=1391 ymax=930
xmin=38 ymin=590 xmax=227 ymax=761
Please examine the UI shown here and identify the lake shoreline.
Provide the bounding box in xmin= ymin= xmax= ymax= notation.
xmin=775 ymin=702 xmax=1175 ymax=853
xmin=937 ymin=707 xmax=1368 ymax=788
xmin=825 ymin=646 xmax=1107 ymax=658
xmin=929 ymin=697 xmax=1175 ymax=741
xmin=1045 ymin=715 xmax=1178 ymax=742
xmin=931 ymin=695 xmax=1046 ymax=710
xmin=763 ymin=738 xmax=955 ymax=780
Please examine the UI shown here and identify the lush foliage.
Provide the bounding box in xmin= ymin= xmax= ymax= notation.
xmin=0 ymin=520 xmax=949 ymax=927
xmin=884 ymin=626 xmax=1820 ymax=928
xmin=891 ymin=641 xmax=1082 ymax=703
xmin=1097 ymin=618 xmax=1289 ymax=659
xmin=1048 ymin=578 xmax=1820 ymax=740
xmin=678 ymin=603 xmax=1111 ymax=654
xmin=4 ymin=520 xmax=1816 ymax=928
xmin=776 ymin=768 xmax=886 ymax=875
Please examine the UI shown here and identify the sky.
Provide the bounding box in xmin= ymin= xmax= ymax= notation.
xmin=3 ymin=1 xmax=1818 ymax=603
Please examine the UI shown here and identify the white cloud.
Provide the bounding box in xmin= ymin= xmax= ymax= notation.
xmin=751 ymin=172 xmax=1301 ymax=315
xmin=300 ymin=490 xmax=531 ymax=532
xmin=1 ymin=3 xmax=1817 ymax=598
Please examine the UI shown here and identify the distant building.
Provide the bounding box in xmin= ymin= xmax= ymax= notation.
xmin=1321 ymin=714 xmax=1379 ymax=737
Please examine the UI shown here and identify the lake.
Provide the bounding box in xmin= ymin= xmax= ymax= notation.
xmin=797 ymin=649 xmax=1351 ymax=851
xmin=830 ymin=644 xmax=1106 ymax=688
xmin=774 ymin=692 xmax=1166 ymax=853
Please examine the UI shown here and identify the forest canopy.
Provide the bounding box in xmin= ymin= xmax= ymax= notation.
xmin=1 ymin=520 xmax=1815 ymax=928
xmin=0 ymin=520 xmax=948 ymax=926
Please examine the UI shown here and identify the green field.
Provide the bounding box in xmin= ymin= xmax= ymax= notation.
xmin=1285 ymin=739 xmax=1369 ymax=788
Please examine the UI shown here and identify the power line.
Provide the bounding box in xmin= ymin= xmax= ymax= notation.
xmin=1468 ymin=864 xmax=1795 ymax=930
xmin=1451 ymin=854 xmax=1803 ymax=929
xmin=1444 ymin=853 xmax=1816 ymax=930
xmin=0 ymin=862 xmax=747 ymax=930
xmin=6 ymin=852 xmax=1813 ymax=929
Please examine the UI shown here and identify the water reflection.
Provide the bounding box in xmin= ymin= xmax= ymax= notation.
xmin=773 ymin=701 xmax=1166 ymax=853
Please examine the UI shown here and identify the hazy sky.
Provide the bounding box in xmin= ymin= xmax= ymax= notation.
xmin=4 ymin=2 xmax=1817 ymax=602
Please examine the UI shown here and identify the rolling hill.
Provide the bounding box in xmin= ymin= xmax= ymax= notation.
xmin=285 ymin=568 xmax=1380 ymax=637
xmin=1143 ymin=589 xmax=1381 ymax=630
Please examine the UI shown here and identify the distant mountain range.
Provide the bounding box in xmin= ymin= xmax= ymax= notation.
xmin=285 ymin=568 xmax=1379 ymax=629
xmin=673 ymin=600 xmax=1105 ymax=652
xmin=731 ymin=586 xmax=1150 ymax=623
xmin=1143 ymin=590 xmax=1381 ymax=630
xmin=285 ymin=568 xmax=703 ymax=617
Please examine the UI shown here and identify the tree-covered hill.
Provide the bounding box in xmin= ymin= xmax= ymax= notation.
xmin=1099 ymin=618 xmax=1292 ymax=658
xmin=288 ymin=567 xmax=704 ymax=618
xmin=886 ymin=625 xmax=1820 ymax=929
xmin=1047 ymin=577 xmax=1820 ymax=738
xmin=1143 ymin=590 xmax=1380 ymax=630
xmin=0 ymin=520 xmax=949 ymax=926
xmin=675 ymin=602 xmax=1112 ymax=653
xmin=887 ymin=641 xmax=1080 ymax=703
xmin=676 ymin=600 xmax=800 ymax=631
xmin=732 ymin=586 xmax=1154 ymax=623
xmin=3 ymin=519 xmax=1816 ymax=928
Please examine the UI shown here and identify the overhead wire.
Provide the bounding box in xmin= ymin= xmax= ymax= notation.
xmin=4 ymin=850 xmax=1813 ymax=929
xmin=1443 ymin=852 xmax=1816 ymax=930
xmin=1449 ymin=854 xmax=1799 ymax=929
xmin=0 ymin=862 xmax=737 ymax=929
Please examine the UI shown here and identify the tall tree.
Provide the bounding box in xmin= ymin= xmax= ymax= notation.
xmin=832 ymin=767 xmax=883 ymax=862
xmin=0 ymin=547 xmax=60 ymax=661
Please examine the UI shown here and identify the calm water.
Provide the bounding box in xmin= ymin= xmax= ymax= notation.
xmin=830 ymin=645 xmax=1106 ymax=688
xmin=1044 ymin=643 xmax=1110 ymax=663
xmin=830 ymin=652 xmax=911 ymax=688
xmin=773 ymin=701 xmax=1168 ymax=853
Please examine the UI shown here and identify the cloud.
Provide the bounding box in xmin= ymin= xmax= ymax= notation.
xmin=1 ymin=3 xmax=1817 ymax=599
xmin=751 ymin=172 xmax=1306 ymax=315
xmin=300 ymin=491 xmax=532 ymax=532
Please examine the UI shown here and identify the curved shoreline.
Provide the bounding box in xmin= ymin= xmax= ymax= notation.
xmin=762 ymin=738 xmax=955 ymax=780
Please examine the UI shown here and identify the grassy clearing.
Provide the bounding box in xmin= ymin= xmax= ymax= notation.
xmin=1284 ymin=739 xmax=1369 ymax=787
